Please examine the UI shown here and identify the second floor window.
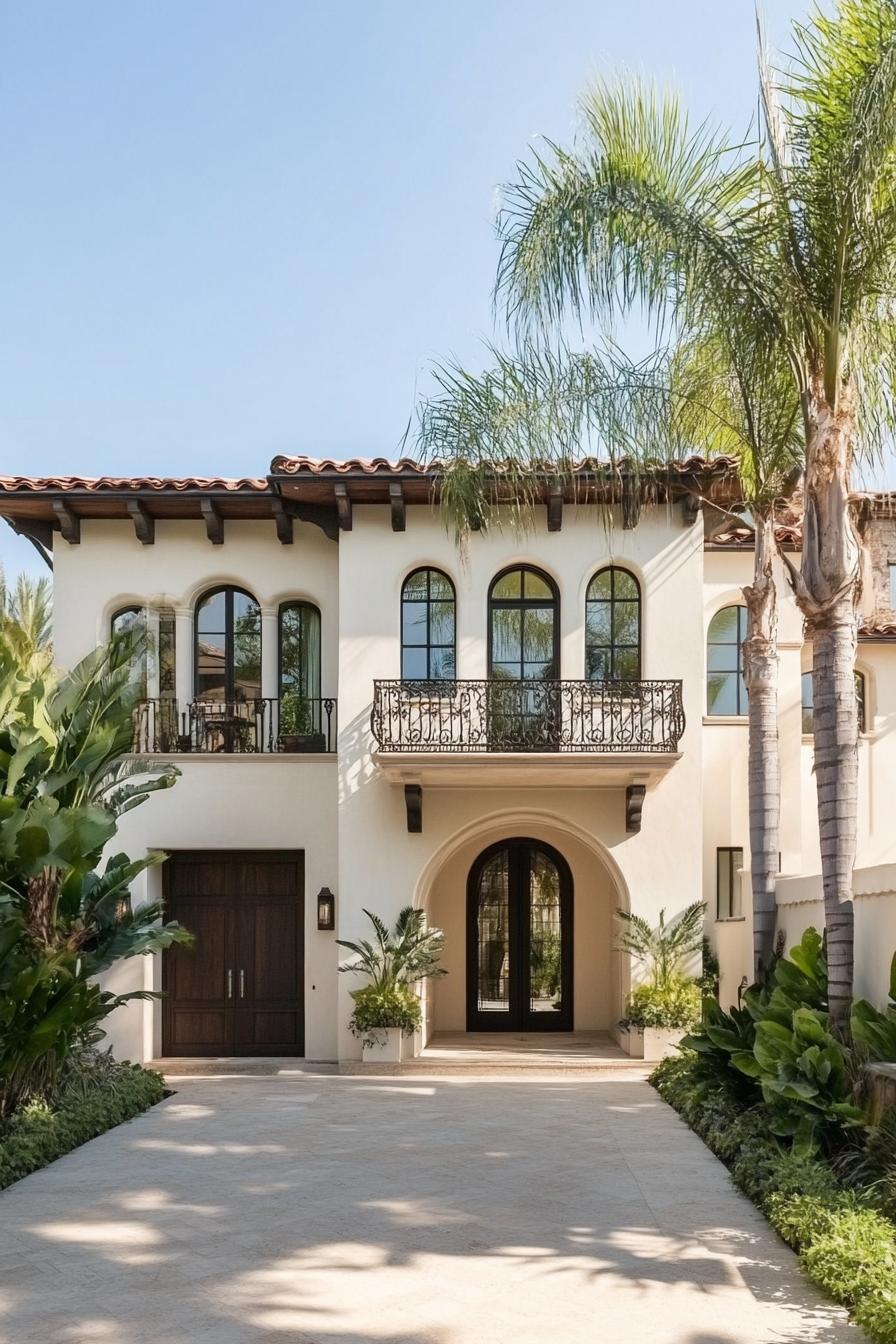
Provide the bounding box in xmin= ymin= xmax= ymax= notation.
xmin=401 ymin=568 xmax=456 ymax=681
xmin=195 ymin=586 xmax=261 ymax=702
xmin=111 ymin=604 xmax=175 ymax=699
xmin=585 ymin=566 xmax=641 ymax=681
xmin=802 ymin=669 xmax=866 ymax=734
xmin=280 ymin=601 xmax=321 ymax=700
xmin=707 ymin=605 xmax=748 ymax=716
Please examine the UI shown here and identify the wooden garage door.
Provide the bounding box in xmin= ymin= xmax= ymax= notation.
xmin=162 ymin=851 xmax=304 ymax=1056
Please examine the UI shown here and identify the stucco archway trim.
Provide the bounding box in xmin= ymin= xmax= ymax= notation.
xmin=413 ymin=806 xmax=631 ymax=914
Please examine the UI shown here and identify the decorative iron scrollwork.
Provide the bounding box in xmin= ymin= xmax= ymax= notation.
xmin=370 ymin=679 xmax=685 ymax=754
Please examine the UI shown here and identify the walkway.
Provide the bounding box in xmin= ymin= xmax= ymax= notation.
xmin=0 ymin=1070 xmax=863 ymax=1344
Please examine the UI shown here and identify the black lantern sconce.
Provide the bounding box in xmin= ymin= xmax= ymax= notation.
xmin=317 ymin=887 xmax=336 ymax=932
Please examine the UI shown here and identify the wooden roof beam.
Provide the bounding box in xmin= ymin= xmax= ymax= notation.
xmin=547 ymin=486 xmax=563 ymax=532
xmin=271 ymin=496 xmax=294 ymax=544
xmin=389 ymin=481 xmax=406 ymax=532
xmin=334 ymin=483 xmax=352 ymax=531
xmin=200 ymin=498 xmax=224 ymax=545
xmin=127 ymin=498 xmax=155 ymax=545
xmin=52 ymin=500 xmax=80 ymax=544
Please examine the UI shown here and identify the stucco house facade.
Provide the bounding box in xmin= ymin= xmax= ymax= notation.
xmin=1 ymin=456 xmax=894 ymax=1065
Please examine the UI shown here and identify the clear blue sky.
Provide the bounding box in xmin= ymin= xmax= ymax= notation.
xmin=0 ymin=0 xmax=854 ymax=577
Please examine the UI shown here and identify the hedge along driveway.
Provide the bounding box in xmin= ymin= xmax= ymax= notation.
xmin=0 ymin=1071 xmax=867 ymax=1344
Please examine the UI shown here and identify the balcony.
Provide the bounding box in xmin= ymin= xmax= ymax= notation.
xmin=132 ymin=697 xmax=337 ymax=755
xmin=370 ymin=678 xmax=684 ymax=793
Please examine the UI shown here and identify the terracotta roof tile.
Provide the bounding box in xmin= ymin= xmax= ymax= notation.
xmin=269 ymin=452 xmax=742 ymax=477
xmin=0 ymin=476 xmax=269 ymax=493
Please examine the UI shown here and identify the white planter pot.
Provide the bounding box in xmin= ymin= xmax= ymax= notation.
xmin=620 ymin=1026 xmax=645 ymax=1058
xmin=639 ymin=1027 xmax=684 ymax=1062
xmin=361 ymin=1028 xmax=404 ymax=1064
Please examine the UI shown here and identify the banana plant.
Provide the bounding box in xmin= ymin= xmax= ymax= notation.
xmin=851 ymin=954 xmax=896 ymax=1063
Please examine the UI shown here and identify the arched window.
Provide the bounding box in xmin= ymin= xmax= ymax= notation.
xmin=488 ymin=566 xmax=559 ymax=681
xmin=401 ymin=568 xmax=456 ymax=681
xmin=707 ymin=605 xmax=748 ymax=716
xmin=195 ymin=587 xmax=261 ymax=701
xmin=279 ymin=602 xmax=321 ymax=700
xmin=112 ymin=605 xmax=148 ymax=694
xmin=802 ymin=669 xmax=866 ymax=734
xmin=585 ymin=567 xmax=641 ymax=681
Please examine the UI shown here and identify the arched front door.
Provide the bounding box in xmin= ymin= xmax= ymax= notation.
xmin=467 ymin=838 xmax=573 ymax=1031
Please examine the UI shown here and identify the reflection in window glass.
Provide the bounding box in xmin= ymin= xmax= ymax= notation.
xmin=488 ymin=568 xmax=557 ymax=681
xmin=707 ymin=606 xmax=748 ymax=715
xmin=400 ymin=569 xmax=456 ymax=681
xmin=112 ymin=606 xmax=148 ymax=695
xmin=585 ymin=567 xmax=641 ymax=681
xmin=195 ymin=588 xmax=261 ymax=701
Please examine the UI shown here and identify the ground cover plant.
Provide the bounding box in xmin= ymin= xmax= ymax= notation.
xmin=654 ymin=934 xmax=896 ymax=1342
xmin=0 ymin=1049 xmax=165 ymax=1191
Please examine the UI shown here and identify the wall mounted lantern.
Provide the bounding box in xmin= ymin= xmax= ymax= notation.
xmin=317 ymin=887 xmax=336 ymax=931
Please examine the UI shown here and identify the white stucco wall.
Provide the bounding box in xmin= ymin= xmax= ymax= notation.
xmin=51 ymin=517 xmax=342 ymax=1062
xmin=45 ymin=495 xmax=896 ymax=1060
xmin=335 ymin=501 xmax=706 ymax=1058
xmin=99 ymin=758 xmax=339 ymax=1062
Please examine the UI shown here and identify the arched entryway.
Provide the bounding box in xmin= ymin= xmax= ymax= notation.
xmin=466 ymin=838 xmax=573 ymax=1031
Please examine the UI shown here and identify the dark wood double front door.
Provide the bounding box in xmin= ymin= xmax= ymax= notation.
xmin=163 ymin=851 xmax=304 ymax=1056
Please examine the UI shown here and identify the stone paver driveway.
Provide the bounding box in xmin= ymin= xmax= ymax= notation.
xmin=0 ymin=1072 xmax=864 ymax=1344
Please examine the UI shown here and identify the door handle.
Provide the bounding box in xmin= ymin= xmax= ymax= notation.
xmin=226 ymin=968 xmax=233 ymax=1000
xmin=239 ymin=969 xmax=246 ymax=999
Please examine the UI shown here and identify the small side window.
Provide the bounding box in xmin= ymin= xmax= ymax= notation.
xmin=716 ymin=847 xmax=744 ymax=920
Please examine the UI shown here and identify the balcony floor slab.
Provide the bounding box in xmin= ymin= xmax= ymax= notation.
xmin=371 ymin=749 xmax=682 ymax=788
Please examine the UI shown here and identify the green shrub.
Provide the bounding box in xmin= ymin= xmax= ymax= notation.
xmin=622 ymin=977 xmax=701 ymax=1030
xmin=851 ymin=953 xmax=896 ymax=1064
xmin=348 ymin=982 xmax=421 ymax=1045
xmin=0 ymin=1056 xmax=164 ymax=1190
xmin=652 ymin=1054 xmax=896 ymax=1344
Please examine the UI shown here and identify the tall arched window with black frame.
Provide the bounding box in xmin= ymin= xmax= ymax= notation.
xmin=194 ymin=587 xmax=261 ymax=702
xmin=585 ymin=567 xmax=641 ymax=681
xmin=707 ymin=605 xmax=748 ymax=716
xmin=401 ymin=569 xmax=456 ymax=681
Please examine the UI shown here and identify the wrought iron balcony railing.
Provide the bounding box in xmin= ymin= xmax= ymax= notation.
xmin=371 ymin=679 xmax=684 ymax=754
xmin=132 ymin=697 xmax=337 ymax=754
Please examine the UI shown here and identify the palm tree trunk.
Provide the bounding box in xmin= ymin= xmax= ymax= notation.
xmin=742 ymin=514 xmax=780 ymax=981
xmin=787 ymin=383 xmax=861 ymax=1027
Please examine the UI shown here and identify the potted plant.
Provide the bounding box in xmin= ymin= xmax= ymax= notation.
xmin=618 ymin=978 xmax=702 ymax=1060
xmin=278 ymin=690 xmax=326 ymax=753
xmin=614 ymin=902 xmax=705 ymax=1061
xmin=337 ymin=906 xmax=447 ymax=1064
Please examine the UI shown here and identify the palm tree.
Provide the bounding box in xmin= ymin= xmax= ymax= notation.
xmin=467 ymin=1 xmax=896 ymax=1021
xmin=418 ymin=334 xmax=800 ymax=980
xmin=0 ymin=568 xmax=52 ymax=665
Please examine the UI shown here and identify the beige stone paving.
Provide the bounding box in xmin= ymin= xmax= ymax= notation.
xmin=0 ymin=1073 xmax=867 ymax=1344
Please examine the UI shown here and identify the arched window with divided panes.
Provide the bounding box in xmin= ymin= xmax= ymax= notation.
xmin=585 ymin=567 xmax=641 ymax=681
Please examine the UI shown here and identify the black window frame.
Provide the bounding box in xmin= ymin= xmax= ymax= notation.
xmin=707 ymin=605 xmax=749 ymax=716
xmin=194 ymin=585 xmax=261 ymax=702
xmin=716 ymin=846 xmax=744 ymax=921
xmin=400 ymin=567 xmax=456 ymax=683
xmin=278 ymin=600 xmax=322 ymax=700
xmin=585 ymin=565 xmax=642 ymax=682
xmin=487 ymin=564 xmax=560 ymax=681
